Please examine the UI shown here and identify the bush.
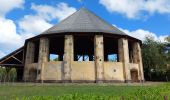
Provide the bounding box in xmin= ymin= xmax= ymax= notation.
xmin=0 ymin=67 xmax=7 ymax=82
xmin=8 ymin=68 xmax=17 ymax=82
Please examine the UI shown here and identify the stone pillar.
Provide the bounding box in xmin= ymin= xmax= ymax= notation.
xmin=118 ymin=38 xmax=131 ymax=82
xmin=94 ymin=35 xmax=104 ymax=83
xmin=63 ymin=35 xmax=73 ymax=82
xmin=38 ymin=38 xmax=49 ymax=82
xmin=23 ymin=41 xmax=35 ymax=81
xmin=132 ymin=42 xmax=144 ymax=82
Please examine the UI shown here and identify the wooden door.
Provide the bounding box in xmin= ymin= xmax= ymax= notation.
xmin=130 ymin=69 xmax=138 ymax=82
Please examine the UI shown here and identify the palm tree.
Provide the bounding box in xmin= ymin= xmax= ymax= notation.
xmin=8 ymin=68 xmax=17 ymax=83
xmin=0 ymin=66 xmax=3 ymax=83
xmin=0 ymin=67 xmax=7 ymax=83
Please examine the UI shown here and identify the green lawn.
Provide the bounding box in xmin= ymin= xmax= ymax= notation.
xmin=0 ymin=82 xmax=170 ymax=100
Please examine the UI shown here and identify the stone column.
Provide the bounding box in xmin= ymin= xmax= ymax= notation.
xmin=132 ymin=42 xmax=144 ymax=82
xmin=38 ymin=37 xmax=49 ymax=82
xmin=23 ymin=41 xmax=35 ymax=81
xmin=94 ymin=35 xmax=104 ymax=83
xmin=118 ymin=38 xmax=131 ymax=82
xmin=63 ymin=35 xmax=73 ymax=82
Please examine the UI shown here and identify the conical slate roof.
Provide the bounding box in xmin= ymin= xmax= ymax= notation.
xmin=42 ymin=8 xmax=127 ymax=35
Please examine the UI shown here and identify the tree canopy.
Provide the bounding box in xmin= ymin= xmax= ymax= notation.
xmin=142 ymin=36 xmax=170 ymax=81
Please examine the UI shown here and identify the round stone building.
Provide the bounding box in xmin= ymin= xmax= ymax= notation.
xmin=0 ymin=8 xmax=144 ymax=83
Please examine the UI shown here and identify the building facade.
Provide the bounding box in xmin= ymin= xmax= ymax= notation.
xmin=0 ymin=8 xmax=144 ymax=83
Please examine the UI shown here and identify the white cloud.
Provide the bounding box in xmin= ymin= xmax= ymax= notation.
xmin=99 ymin=0 xmax=170 ymax=19
xmin=115 ymin=25 xmax=168 ymax=42
xmin=0 ymin=17 xmax=23 ymax=56
xmin=0 ymin=0 xmax=25 ymax=58
xmin=0 ymin=18 xmax=22 ymax=45
xmin=0 ymin=0 xmax=24 ymax=16
xmin=31 ymin=2 xmax=76 ymax=21
xmin=0 ymin=2 xmax=76 ymax=58
xmin=19 ymin=15 xmax=53 ymax=36
xmin=19 ymin=2 xmax=76 ymax=36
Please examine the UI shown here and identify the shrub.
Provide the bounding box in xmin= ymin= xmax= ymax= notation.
xmin=0 ymin=67 xmax=7 ymax=83
xmin=8 ymin=68 xmax=17 ymax=82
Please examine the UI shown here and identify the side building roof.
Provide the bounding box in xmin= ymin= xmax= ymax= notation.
xmin=0 ymin=47 xmax=24 ymax=67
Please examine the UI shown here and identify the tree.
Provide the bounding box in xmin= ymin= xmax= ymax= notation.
xmin=0 ymin=67 xmax=3 ymax=83
xmin=142 ymin=36 xmax=167 ymax=81
xmin=8 ymin=68 xmax=17 ymax=83
xmin=53 ymin=57 xmax=59 ymax=61
xmin=0 ymin=67 xmax=7 ymax=83
xmin=164 ymin=36 xmax=170 ymax=81
xmin=165 ymin=36 xmax=170 ymax=43
xmin=165 ymin=36 xmax=170 ymax=61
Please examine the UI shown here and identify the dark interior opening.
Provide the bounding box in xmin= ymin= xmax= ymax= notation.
xmin=128 ymin=41 xmax=133 ymax=63
xmin=74 ymin=35 xmax=94 ymax=61
xmin=33 ymin=40 xmax=40 ymax=63
xmin=49 ymin=36 xmax=64 ymax=61
xmin=104 ymin=36 xmax=118 ymax=62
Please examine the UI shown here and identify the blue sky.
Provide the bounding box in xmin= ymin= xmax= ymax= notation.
xmin=0 ymin=0 xmax=170 ymax=58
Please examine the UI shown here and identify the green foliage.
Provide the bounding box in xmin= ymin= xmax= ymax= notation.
xmin=0 ymin=67 xmax=7 ymax=82
xmin=165 ymin=36 xmax=170 ymax=64
xmin=13 ymin=84 xmax=170 ymax=100
xmin=8 ymin=68 xmax=17 ymax=82
xmin=53 ymin=57 xmax=59 ymax=61
xmin=0 ymin=83 xmax=170 ymax=100
xmin=0 ymin=67 xmax=17 ymax=82
xmin=165 ymin=36 xmax=170 ymax=43
xmin=142 ymin=36 xmax=170 ymax=81
xmin=142 ymin=36 xmax=166 ymax=70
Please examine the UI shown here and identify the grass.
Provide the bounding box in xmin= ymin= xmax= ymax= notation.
xmin=0 ymin=82 xmax=169 ymax=100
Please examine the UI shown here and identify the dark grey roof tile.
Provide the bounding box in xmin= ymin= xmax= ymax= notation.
xmin=42 ymin=8 xmax=127 ymax=35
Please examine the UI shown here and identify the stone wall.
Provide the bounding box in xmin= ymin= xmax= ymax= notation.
xmin=129 ymin=63 xmax=140 ymax=81
xmin=26 ymin=63 xmax=38 ymax=81
xmin=43 ymin=61 xmax=63 ymax=81
xmin=104 ymin=62 xmax=124 ymax=81
xmin=71 ymin=61 xmax=95 ymax=82
xmin=25 ymin=61 xmax=142 ymax=82
xmin=39 ymin=61 xmax=127 ymax=82
xmin=24 ymin=35 xmax=144 ymax=83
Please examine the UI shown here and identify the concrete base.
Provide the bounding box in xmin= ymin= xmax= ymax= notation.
xmin=96 ymin=80 xmax=104 ymax=83
xmin=72 ymin=80 xmax=95 ymax=83
xmin=103 ymin=80 xmax=125 ymax=83
xmin=125 ymin=80 xmax=132 ymax=83
xmin=36 ymin=80 xmax=63 ymax=83
xmin=25 ymin=80 xmax=127 ymax=83
xmin=62 ymin=80 xmax=72 ymax=83
xmin=139 ymin=80 xmax=145 ymax=83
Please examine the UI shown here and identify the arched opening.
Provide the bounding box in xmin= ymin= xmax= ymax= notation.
xmin=130 ymin=69 xmax=138 ymax=82
xmin=29 ymin=68 xmax=37 ymax=81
